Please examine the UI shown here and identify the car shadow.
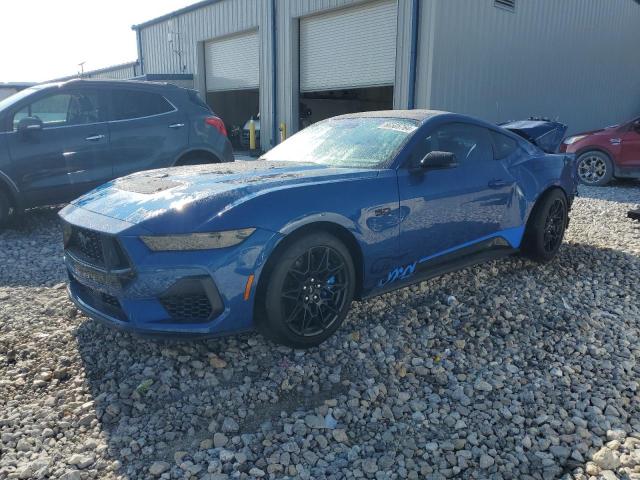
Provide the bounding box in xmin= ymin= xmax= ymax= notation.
xmin=72 ymin=240 xmax=640 ymax=478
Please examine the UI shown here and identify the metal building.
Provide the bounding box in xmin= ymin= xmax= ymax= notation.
xmin=49 ymin=61 xmax=142 ymax=82
xmin=0 ymin=83 xmax=35 ymax=102
xmin=132 ymin=0 xmax=640 ymax=149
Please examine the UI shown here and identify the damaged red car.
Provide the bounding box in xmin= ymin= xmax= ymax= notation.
xmin=560 ymin=116 xmax=640 ymax=186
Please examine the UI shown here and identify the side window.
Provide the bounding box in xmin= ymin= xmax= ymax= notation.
xmin=12 ymin=91 xmax=104 ymax=130
xmin=111 ymin=90 xmax=174 ymax=121
xmin=422 ymin=123 xmax=493 ymax=165
xmin=490 ymin=130 xmax=518 ymax=160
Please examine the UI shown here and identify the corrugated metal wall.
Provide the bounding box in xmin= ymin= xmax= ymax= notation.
xmin=416 ymin=0 xmax=640 ymax=134
xmin=137 ymin=0 xmax=640 ymax=143
xmin=86 ymin=64 xmax=139 ymax=80
xmin=49 ymin=63 xmax=139 ymax=82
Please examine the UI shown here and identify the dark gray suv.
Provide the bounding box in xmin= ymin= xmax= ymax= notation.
xmin=0 ymin=79 xmax=233 ymax=227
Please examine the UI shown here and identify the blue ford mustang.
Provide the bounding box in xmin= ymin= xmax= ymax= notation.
xmin=59 ymin=110 xmax=577 ymax=347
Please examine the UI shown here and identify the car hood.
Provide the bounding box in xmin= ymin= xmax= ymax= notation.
xmin=70 ymin=160 xmax=377 ymax=232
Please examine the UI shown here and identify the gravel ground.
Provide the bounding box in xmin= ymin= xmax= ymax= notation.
xmin=1 ymin=182 xmax=640 ymax=480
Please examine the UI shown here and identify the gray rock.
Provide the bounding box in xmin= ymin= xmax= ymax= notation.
xmin=149 ymin=461 xmax=170 ymax=476
xmin=479 ymin=454 xmax=494 ymax=469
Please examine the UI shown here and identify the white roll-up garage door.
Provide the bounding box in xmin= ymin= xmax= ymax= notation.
xmin=300 ymin=1 xmax=397 ymax=92
xmin=205 ymin=31 xmax=259 ymax=92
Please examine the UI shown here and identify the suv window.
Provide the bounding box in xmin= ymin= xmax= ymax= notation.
xmin=421 ymin=123 xmax=493 ymax=166
xmin=111 ymin=90 xmax=174 ymax=121
xmin=490 ymin=130 xmax=518 ymax=160
xmin=12 ymin=90 xmax=104 ymax=130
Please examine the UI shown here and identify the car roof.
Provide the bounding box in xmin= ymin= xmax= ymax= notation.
xmin=39 ymin=79 xmax=180 ymax=91
xmin=333 ymin=109 xmax=449 ymax=123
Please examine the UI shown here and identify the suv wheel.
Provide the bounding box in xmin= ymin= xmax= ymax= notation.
xmin=576 ymin=151 xmax=613 ymax=186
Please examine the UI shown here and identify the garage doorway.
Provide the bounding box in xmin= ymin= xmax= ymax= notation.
xmin=298 ymin=1 xmax=396 ymax=129
xmin=205 ymin=31 xmax=260 ymax=149
xmin=299 ymin=87 xmax=393 ymax=128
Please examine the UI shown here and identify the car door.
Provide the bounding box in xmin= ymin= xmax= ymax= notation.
xmin=5 ymin=88 xmax=111 ymax=207
xmin=107 ymin=87 xmax=189 ymax=178
xmin=619 ymin=119 xmax=640 ymax=168
xmin=396 ymin=121 xmax=518 ymax=266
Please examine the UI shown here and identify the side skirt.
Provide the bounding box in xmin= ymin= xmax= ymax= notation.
xmin=361 ymin=238 xmax=518 ymax=300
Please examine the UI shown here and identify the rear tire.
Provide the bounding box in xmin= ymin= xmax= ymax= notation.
xmin=0 ymin=190 xmax=13 ymax=229
xmin=256 ymin=232 xmax=355 ymax=348
xmin=521 ymin=189 xmax=568 ymax=263
xmin=576 ymin=151 xmax=613 ymax=186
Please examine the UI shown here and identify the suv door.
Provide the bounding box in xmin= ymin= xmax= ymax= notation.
xmin=397 ymin=122 xmax=519 ymax=263
xmin=620 ymin=119 xmax=640 ymax=169
xmin=107 ymin=88 xmax=189 ymax=178
xmin=5 ymin=88 xmax=111 ymax=207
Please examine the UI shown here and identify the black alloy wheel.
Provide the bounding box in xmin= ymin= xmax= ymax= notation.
xmin=257 ymin=232 xmax=355 ymax=348
xmin=281 ymin=245 xmax=349 ymax=337
xmin=542 ymin=198 xmax=566 ymax=254
xmin=521 ymin=189 xmax=568 ymax=263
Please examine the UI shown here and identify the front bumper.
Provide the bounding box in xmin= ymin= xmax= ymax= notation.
xmin=61 ymin=207 xmax=281 ymax=337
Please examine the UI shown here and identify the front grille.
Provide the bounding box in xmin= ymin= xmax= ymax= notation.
xmin=68 ymin=227 xmax=104 ymax=265
xmin=64 ymin=224 xmax=131 ymax=272
xmin=71 ymin=277 xmax=128 ymax=321
xmin=160 ymin=294 xmax=213 ymax=323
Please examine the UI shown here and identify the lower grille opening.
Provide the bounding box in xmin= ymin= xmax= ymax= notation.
xmin=160 ymin=294 xmax=213 ymax=323
xmin=158 ymin=277 xmax=223 ymax=323
xmin=71 ymin=276 xmax=128 ymax=322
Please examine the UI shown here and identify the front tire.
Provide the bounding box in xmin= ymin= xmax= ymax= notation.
xmin=576 ymin=151 xmax=613 ymax=186
xmin=257 ymin=232 xmax=355 ymax=348
xmin=521 ymin=189 xmax=568 ymax=263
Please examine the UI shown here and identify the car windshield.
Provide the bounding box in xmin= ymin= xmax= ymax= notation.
xmin=261 ymin=117 xmax=419 ymax=168
xmin=0 ymin=86 xmax=43 ymax=112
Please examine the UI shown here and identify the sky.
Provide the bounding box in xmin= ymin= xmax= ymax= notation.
xmin=0 ymin=0 xmax=199 ymax=83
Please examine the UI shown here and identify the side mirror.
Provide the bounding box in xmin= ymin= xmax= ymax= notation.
xmin=418 ymin=151 xmax=458 ymax=170
xmin=17 ymin=117 xmax=43 ymax=133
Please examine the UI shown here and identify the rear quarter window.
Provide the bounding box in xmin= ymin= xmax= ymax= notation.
xmin=110 ymin=90 xmax=175 ymax=121
xmin=490 ymin=130 xmax=519 ymax=160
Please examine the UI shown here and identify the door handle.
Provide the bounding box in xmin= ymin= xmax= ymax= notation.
xmin=168 ymin=123 xmax=185 ymax=129
xmin=488 ymin=179 xmax=508 ymax=189
xmin=85 ymin=134 xmax=105 ymax=141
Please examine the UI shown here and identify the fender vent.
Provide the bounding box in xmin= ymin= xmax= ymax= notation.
xmin=495 ymin=0 xmax=515 ymax=11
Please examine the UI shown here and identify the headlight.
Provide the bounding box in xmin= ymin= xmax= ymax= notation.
xmin=140 ymin=228 xmax=256 ymax=251
xmin=562 ymin=135 xmax=586 ymax=145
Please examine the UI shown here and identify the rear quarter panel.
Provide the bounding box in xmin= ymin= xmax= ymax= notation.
xmin=509 ymin=151 xmax=577 ymax=223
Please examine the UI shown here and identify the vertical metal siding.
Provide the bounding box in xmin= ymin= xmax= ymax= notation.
xmin=138 ymin=0 xmax=640 ymax=146
xmin=86 ymin=65 xmax=138 ymax=80
xmin=417 ymin=0 xmax=640 ymax=134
